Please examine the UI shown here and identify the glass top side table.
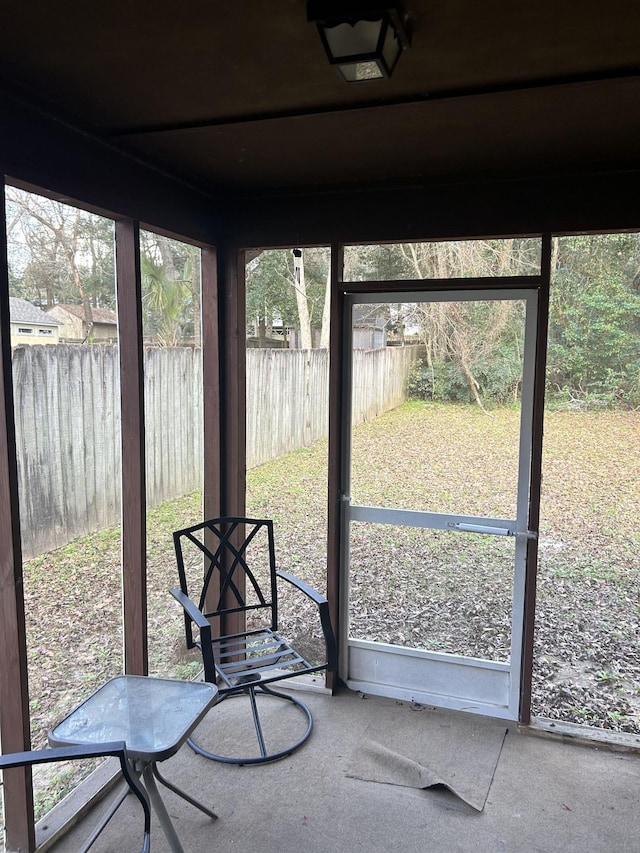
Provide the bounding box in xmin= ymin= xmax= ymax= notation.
xmin=50 ymin=675 xmax=218 ymax=761
xmin=49 ymin=676 xmax=219 ymax=853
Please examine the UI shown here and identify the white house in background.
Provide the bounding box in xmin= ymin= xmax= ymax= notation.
xmin=45 ymin=304 xmax=118 ymax=343
xmin=9 ymin=297 xmax=62 ymax=346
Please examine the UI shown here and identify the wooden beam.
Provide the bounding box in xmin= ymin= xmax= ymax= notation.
xmin=0 ymin=181 xmax=35 ymax=851
xmin=227 ymin=172 xmax=640 ymax=250
xmin=1 ymin=91 xmax=221 ymax=244
xmin=115 ymin=219 xmax=147 ymax=675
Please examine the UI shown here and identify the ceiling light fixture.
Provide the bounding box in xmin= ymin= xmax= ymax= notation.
xmin=307 ymin=1 xmax=411 ymax=83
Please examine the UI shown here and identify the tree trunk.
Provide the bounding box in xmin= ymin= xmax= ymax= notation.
xmin=551 ymin=236 xmax=560 ymax=274
xmin=69 ymin=211 xmax=93 ymax=341
xmin=292 ymin=249 xmax=313 ymax=350
xmin=320 ymin=263 xmax=331 ymax=349
xmin=157 ymin=238 xmax=179 ymax=282
xmin=461 ymin=359 xmax=491 ymax=415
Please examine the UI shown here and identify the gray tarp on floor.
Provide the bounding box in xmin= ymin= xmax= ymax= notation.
xmin=346 ymin=703 xmax=508 ymax=810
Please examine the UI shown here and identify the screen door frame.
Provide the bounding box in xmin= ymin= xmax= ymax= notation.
xmin=338 ymin=283 xmax=540 ymax=720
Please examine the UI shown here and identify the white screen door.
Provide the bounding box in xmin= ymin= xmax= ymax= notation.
xmin=340 ymin=288 xmax=538 ymax=720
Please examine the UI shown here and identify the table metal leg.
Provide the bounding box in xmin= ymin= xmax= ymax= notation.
xmin=142 ymin=763 xmax=185 ymax=853
xmin=152 ymin=764 xmax=218 ymax=820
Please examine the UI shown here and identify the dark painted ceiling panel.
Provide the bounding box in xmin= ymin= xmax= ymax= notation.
xmin=1 ymin=1 xmax=639 ymax=195
xmin=119 ymin=79 xmax=640 ymax=191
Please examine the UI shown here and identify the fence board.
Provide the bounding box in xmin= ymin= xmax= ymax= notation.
xmin=12 ymin=344 xmax=419 ymax=559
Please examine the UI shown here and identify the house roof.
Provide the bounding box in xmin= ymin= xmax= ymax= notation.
xmin=47 ymin=304 xmax=117 ymax=325
xmin=1 ymin=2 xmax=639 ymax=199
xmin=9 ymin=297 xmax=62 ymax=326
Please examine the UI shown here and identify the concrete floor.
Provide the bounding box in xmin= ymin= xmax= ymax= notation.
xmin=48 ymin=687 xmax=640 ymax=853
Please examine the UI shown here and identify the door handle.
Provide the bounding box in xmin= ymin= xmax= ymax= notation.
xmin=449 ymin=523 xmax=538 ymax=539
xmin=452 ymin=522 xmax=512 ymax=536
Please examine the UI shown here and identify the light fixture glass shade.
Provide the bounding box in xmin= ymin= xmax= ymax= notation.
xmin=323 ymin=18 xmax=384 ymax=60
xmin=308 ymin=2 xmax=410 ymax=82
xmin=381 ymin=19 xmax=402 ymax=70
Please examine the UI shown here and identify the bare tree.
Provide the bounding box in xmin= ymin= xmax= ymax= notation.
xmin=399 ymin=241 xmax=527 ymax=410
xmin=6 ymin=188 xmax=94 ymax=339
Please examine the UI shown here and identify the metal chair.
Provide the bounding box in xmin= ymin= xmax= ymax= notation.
xmin=172 ymin=516 xmax=337 ymax=765
xmin=0 ymin=741 xmax=150 ymax=853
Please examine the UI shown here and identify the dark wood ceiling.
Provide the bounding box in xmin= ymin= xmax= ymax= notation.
xmin=1 ymin=1 xmax=639 ymax=196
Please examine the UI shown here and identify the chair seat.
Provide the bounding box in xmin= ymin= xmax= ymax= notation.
xmin=213 ymin=627 xmax=313 ymax=689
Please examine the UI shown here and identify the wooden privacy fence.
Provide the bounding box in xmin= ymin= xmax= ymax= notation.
xmin=12 ymin=344 xmax=420 ymax=559
xmin=350 ymin=346 xmax=420 ymax=427
xmin=246 ymin=348 xmax=329 ymax=468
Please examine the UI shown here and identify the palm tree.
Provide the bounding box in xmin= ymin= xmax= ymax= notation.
xmin=141 ymin=254 xmax=193 ymax=346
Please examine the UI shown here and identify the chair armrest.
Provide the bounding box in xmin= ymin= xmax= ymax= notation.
xmin=276 ymin=571 xmax=338 ymax=673
xmin=0 ymin=741 xmax=128 ymax=770
xmin=170 ymin=588 xmax=211 ymax=631
xmin=276 ymin=571 xmax=328 ymax=606
xmin=0 ymin=742 xmax=151 ymax=853
xmin=170 ymin=588 xmax=216 ymax=682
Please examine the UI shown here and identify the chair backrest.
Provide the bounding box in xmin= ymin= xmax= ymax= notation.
xmin=173 ymin=517 xmax=279 ymax=630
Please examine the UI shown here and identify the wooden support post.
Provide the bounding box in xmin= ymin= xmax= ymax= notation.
xmin=0 ymin=183 xmax=35 ymax=851
xmin=201 ymin=245 xmax=224 ymax=625
xmin=326 ymin=243 xmax=345 ymax=692
xmin=217 ymin=242 xmax=246 ymax=637
xmin=519 ymin=234 xmax=552 ymax=724
xmin=218 ymin=243 xmax=246 ymax=519
xmin=115 ymin=219 xmax=147 ymax=675
xmin=201 ymin=246 xmax=221 ymax=522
